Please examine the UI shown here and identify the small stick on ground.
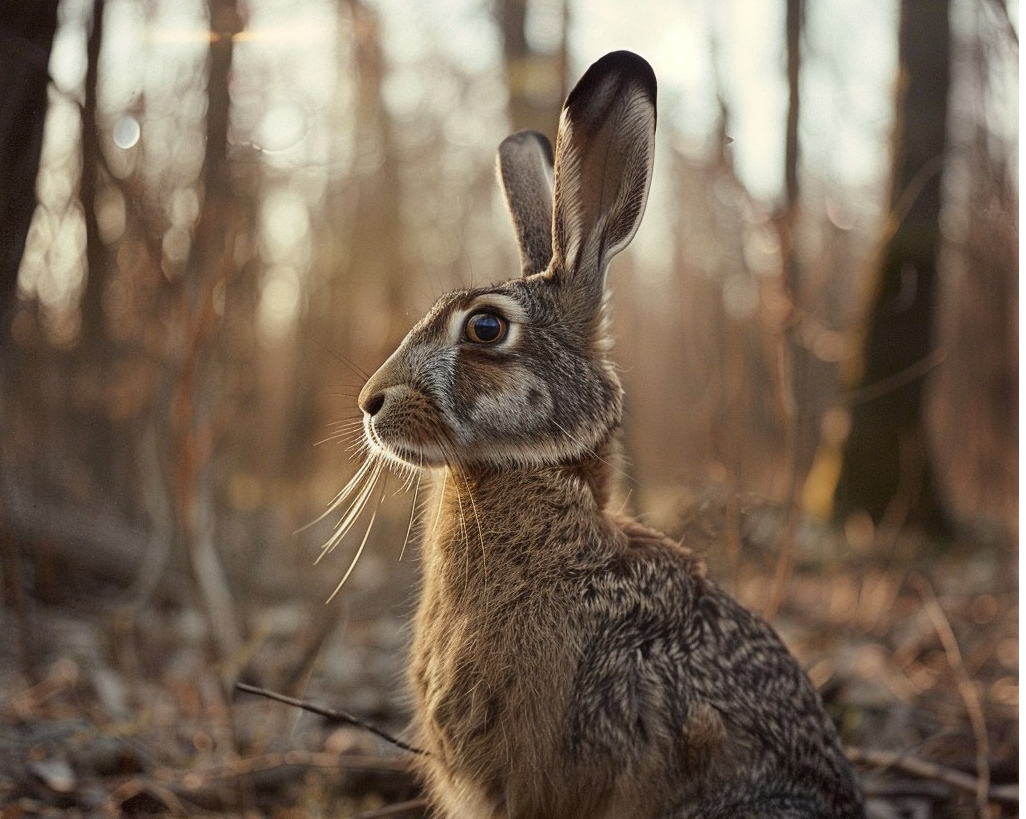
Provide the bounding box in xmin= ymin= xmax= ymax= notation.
xmin=913 ymin=575 xmax=994 ymax=818
xmin=847 ymin=746 xmax=1017 ymax=805
xmin=235 ymin=681 xmax=425 ymax=756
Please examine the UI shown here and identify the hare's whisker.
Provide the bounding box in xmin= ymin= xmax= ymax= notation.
xmin=296 ymin=457 xmax=375 ymax=534
xmin=312 ymin=426 xmax=364 ymax=448
xmin=453 ymin=461 xmax=488 ymax=601
xmin=326 ymin=419 xmax=365 ymax=432
xmin=398 ymin=460 xmax=424 ymax=563
xmin=329 ymin=456 xmax=375 ymax=506
xmin=318 ymin=459 xmax=385 ymax=560
xmin=552 ymin=419 xmax=638 ymax=488
xmin=427 ymin=466 xmax=449 ymax=547
xmin=345 ymin=439 xmax=371 ymax=458
xmin=315 ymin=341 xmax=372 ymax=381
xmin=448 ymin=472 xmax=472 ymax=593
xmin=326 ymin=471 xmax=388 ymax=602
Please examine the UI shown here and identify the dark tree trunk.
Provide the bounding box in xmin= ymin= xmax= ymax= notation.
xmin=0 ymin=1 xmax=60 ymax=334
xmin=495 ymin=0 xmax=566 ymax=140
xmin=833 ymin=0 xmax=952 ymax=533
xmin=763 ymin=0 xmax=805 ymax=620
xmin=79 ymin=0 xmax=107 ymax=350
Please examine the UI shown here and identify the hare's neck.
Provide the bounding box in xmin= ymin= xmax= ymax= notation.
xmin=424 ymin=460 xmax=612 ymax=569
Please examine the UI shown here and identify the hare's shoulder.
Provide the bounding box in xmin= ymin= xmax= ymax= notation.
xmin=569 ymin=516 xmax=861 ymax=813
xmin=579 ymin=515 xmax=826 ymax=716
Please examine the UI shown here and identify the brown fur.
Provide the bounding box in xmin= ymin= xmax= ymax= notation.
xmin=355 ymin=52 xmax=864 ymax=818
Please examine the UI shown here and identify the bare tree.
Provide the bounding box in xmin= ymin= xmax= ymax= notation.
xmin=832 ymin=0 xmax=952 ymax=533
xmin=166 ymin=0 xmax=247 ymax=665
xmin=495 ymin=0 xmax=567 ymax=139
xmin=0 ymin=0 xmax=60 ymax=331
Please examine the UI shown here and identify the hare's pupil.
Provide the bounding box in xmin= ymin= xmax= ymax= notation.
xmin=465 ymin=312 xmax=507 ymax=344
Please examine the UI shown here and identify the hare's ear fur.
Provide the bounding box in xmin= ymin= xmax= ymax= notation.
xmin=498 ymin=130 xmax=555 ymax=277
xmin=551 ymin=50 xmax=656 ymax=313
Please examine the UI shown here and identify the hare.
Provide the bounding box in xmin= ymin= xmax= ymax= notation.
xmin=355 ymin=51 xmax=864 ymax=819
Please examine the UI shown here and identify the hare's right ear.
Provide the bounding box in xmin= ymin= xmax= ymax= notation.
xmin=551 ymin=51 xmax=656 ymax=315
xmin=498 ymin=130 xmax=555 ymax=277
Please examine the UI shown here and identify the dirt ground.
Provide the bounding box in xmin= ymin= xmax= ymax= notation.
xmin=0 ymin=506 xmax=1017 ymax=819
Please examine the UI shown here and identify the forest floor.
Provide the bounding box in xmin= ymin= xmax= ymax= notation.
xmin=0 ymin=503 xmax=1018 ymax=819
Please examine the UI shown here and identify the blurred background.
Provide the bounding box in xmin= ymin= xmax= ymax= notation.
xmin=0 ymin=0 xmax=1018 ymax=816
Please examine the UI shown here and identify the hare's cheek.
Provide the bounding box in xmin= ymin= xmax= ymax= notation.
xmin=460 ymin=367 xmax=554 ymax=436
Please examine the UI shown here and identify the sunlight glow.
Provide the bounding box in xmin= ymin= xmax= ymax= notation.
xmin=112 ymin=115 xmax=141 ymax=149
xmin=253 ymin=103 xmax=308 ymax=153
xmin=258 ymin=265 xmax=302 ymax=341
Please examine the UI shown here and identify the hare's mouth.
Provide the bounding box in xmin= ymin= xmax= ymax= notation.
xmin=363 ymin=415 xmax=449 ymax=470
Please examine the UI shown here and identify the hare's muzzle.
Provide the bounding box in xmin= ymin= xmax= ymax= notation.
xmin=360 ymin=390 xmax=386 ymax=417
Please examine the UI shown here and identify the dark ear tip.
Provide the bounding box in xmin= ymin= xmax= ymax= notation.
xmin=567 ymin=50 xmax=657 ymax=109
xmin=499 ymin=130 xmax=555 ymax=166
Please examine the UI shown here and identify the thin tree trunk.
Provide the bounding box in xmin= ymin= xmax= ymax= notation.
xmin=763 ymin=0 xmax=804 ymax=621
xmin=79 ymin=0 xmax=107 ymax=349
xmin=167 ymin=0 xmax=246 ymax=666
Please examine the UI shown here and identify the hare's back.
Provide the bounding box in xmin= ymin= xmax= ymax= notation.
xmin=567 ymin=519 xmax=862 ymax=815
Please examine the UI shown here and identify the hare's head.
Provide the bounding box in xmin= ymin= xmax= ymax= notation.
xmin=359 ymin=51 xmax=656 ymax=472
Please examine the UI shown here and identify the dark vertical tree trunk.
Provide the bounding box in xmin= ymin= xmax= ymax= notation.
xmin=833 ymin=0 xmax=951 ymax=533
xmin=79 ymin=0 xmax=107 ymax=350
xmin=185 ymin=0 xmax=240 ymax=297
xmin=0 ymin=0 xmax=60 ymax=679
xmin=495 ymin=0 xmax=566 ymax=140
xmin=0 ymin=0 xmax=60 ymax=333
xmin=74 ymin=0 xmax=127 ymax=504
xmin=782 ymin=0 xmax=802 ymax=290
xmin=763 ymin=0 xmax=805 ymax=620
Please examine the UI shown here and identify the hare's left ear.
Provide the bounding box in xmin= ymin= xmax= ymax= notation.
xmin=551 ymin=51 xmax=656 ymax=313
xmin=498 ymin=130 xmax=555 ymax=277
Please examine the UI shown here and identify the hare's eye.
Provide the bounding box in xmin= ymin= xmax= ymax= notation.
xmin=463 ymin=311 xmax=508 ymax=345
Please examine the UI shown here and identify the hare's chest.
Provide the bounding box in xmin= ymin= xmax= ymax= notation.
xmin=410 ymin=583 xmax=580 ymax=764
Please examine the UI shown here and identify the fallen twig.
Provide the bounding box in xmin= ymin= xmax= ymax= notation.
xmin=914 ymin=575 xmax=994 ymax=818
xmin=347 ymin=798 xmax=429 ymax=819
xmin=235 ymin=681 xmax=426 ymax=756
xmin=848 ymin=746 xmax=1018 ymax=805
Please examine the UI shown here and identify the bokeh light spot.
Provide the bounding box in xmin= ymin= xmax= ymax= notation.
xmin=112 ymin=115 xmax=141 ymax=149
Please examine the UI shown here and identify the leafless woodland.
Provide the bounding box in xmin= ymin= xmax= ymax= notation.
xmin=0 ymin=0 xmax=1018 ymax=817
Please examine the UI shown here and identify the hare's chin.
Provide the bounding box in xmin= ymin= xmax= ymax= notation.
xmin=363 ymin=433 xmax=440 ymax=471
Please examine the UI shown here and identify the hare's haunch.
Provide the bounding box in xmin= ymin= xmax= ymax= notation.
xmin=355 ymin=51 xmax=864 ymax=819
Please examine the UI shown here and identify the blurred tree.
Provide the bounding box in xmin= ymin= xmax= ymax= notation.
xmin=79 ymin=0 xmax=107 ymax=351
xmin=831 ymin=0 xmax=951 ymax=533
xmin=298 ymin=0 xmax=406 ymax=469
xmin=0 ymin=1 xmax=59 ymax=675
xmin=928 ymin=0 xmax=1018 ymax=528
xmin=72 ymin=0 xmax=132 ymax=504
xmin=763 ymin=0 xmax=805 ymax=619
xmin=166 ymin=0 xmax=247 ymax=663
xmin=0 ymin=0 xmax=59 ymax=333
xmin=496 ymin=0 xmax=566 ymax=139
xmin=337 ymin=0 xmax=404 ymax=350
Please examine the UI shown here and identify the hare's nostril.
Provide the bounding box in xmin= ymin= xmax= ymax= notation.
xmin=362 ymin=391 xmax=386 ymax=417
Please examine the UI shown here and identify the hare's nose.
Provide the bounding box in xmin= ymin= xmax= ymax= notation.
xmin=360 ymin=390 xmax=386 ymax=417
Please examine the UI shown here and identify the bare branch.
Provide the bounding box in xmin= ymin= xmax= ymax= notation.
xmin=235 ymin=682 xmax=426 ymax=756
xmin=913 ymin=576 xmax=994 ymax=818
xmin=848 ymin=746 xmax=1017 ymax=805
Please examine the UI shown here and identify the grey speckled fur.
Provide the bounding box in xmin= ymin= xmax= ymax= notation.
xmin=357 ymin=51 xmax=865 ymax=819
